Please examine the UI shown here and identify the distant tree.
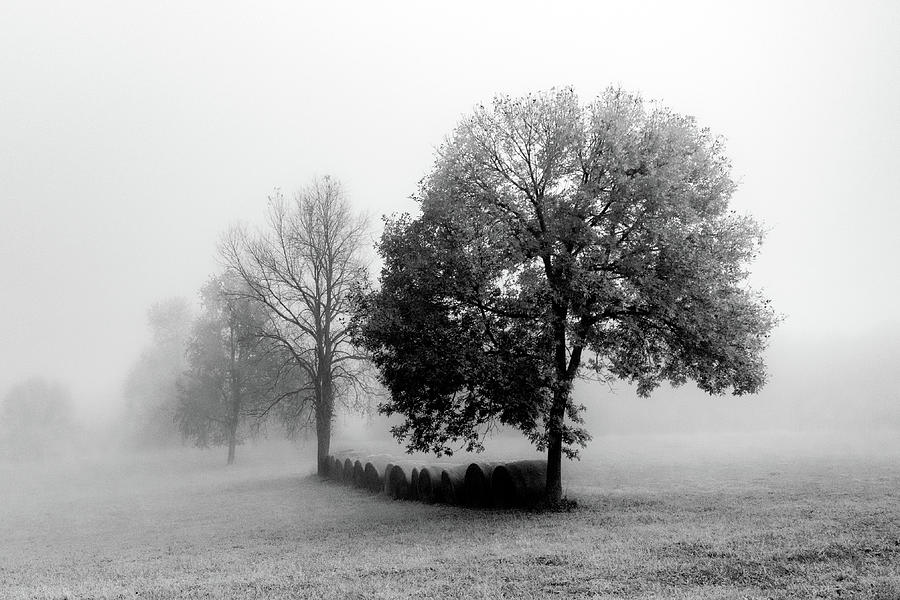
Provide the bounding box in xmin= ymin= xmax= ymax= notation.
xmin=0 ymin=377 xmax=76 ymax=460
xmin=220 ymin=176 xmax=370 ymax=476
xmin=123 ymin=298 xmax=193 ymax=447
xmin=353 ymin=88 xmax=778 ymax=505
xmin=176 ymin=273 xmax=284 ymax=464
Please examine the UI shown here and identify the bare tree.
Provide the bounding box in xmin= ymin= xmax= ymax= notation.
xmin=220 ymin=176 xmax=369 ymax=475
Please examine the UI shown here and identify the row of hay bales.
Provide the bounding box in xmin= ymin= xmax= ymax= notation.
xmin=324 ymin=453 xmax=548 ymax=508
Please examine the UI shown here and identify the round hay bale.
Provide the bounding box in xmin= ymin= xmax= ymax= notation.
xmin=363 ymin=460 xmax=391 ymax=494
xmin=331 ymin=455 xmax=345 ymax=479
xmin=437 ymin=465 xmax=469 ymax=505
xmin=333 ymin=451 xmax=359 ymax=470
xmin=362 ymin=462 xmax=381 ymax=493
xmin=409 ymin=467 xmax=420 ymax=501
xmin=463 ymin=462 xmax=502 ymax=507
xmin=490 ymin=460 xmax=548 ymax=508
xmin=342 ymin=458 xmax=354 ymax=484
xmin=381 ymin=462 xmax=421 ymax=499
xmin=385 ymin=464 xmax=411 ymax=499
xmin=331 ymin=457 xmax=344 ymax=481
xmin=382 ymin=462 xmax=394 ymax=492
xmin=417 ymin=466 xmax=443 ymax=504
xmin=352 ymin=460 xmax=366 ymax=488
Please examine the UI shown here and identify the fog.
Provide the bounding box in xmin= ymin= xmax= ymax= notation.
xmin=333 ymin=324 xmax=900 ymax=463
xmin=1 ymin=1 xmax=898 ymax=461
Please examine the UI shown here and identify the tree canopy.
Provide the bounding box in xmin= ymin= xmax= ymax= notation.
xmin=176 ymin=272 xmax=283 ymax=463
xmin=353 ymin=87 xmax=778 ymax=503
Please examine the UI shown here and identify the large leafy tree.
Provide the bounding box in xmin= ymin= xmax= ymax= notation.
xmin=353 ymin=88 xmax=777 ymax=504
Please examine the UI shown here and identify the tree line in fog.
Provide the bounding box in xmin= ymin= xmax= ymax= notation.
xmin=121 ymin=176 xmax=371 ymax=467
xmin=2 ymin=88 xmax=778 ymax=505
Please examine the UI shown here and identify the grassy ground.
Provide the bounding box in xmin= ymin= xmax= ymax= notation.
xmin=0 ymin=435 xmax=898 ymax=599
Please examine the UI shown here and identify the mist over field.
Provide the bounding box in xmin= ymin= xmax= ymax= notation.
xmin=1 ymin=1 xmax=898 ymax=598
xmin=3 ymin=316 xmax=898 ymax=466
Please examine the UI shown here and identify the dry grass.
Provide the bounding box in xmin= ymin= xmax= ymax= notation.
xmin=1 ymin=435 xmax=898 ymax=599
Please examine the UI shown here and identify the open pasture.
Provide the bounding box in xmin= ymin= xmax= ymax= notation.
xmin=1 ymin=435 xmax=898 ymax=599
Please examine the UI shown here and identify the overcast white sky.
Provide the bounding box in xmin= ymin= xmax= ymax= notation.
xmin=1 ymin=1 xmax=897 ymax=425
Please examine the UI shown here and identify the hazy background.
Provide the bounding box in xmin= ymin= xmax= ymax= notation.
xmin=1 ymin=1 xmax=898 ymax=444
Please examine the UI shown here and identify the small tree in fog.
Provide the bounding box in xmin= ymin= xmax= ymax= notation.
xmin=220 ymin=176 xmax=370 ymax=476
xmin=0 ymin=378 xmax=76 ymax=460
xmin=176 ymin=273 xmax=288 ymax=464
xmin=124 ymin=298 xmax=193 ymax=447
xmin=352 ymin=88 xmax=778 ymax=505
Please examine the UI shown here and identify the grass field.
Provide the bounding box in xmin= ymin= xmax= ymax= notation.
xmin=1 ymin=434 xmax=898 ymax=599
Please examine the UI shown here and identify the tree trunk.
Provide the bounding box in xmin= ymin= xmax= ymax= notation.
xmin=227 ymin=343 xmax=241 ymax=466
xmin=545 ymin=293 xmax=576 ymax=507
xmin=226 ymin=398 xmax=239 ymax=465
xmin=545 ymin=437 xmax=563 ymax=504
xmin=316 ymin=413 xmax=331 ymax=477
xmin=315 ymin=372 xmax=334 ymax=477
xmin=545 ymin=383 xmax=568 ymax=505
xmin=227 ymin=433 xmax=236 ymax=465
